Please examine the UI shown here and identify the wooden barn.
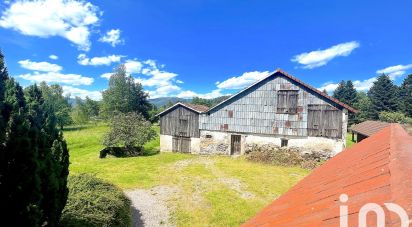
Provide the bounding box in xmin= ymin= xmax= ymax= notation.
xmin=159 ymin=69 xmax=357 ymax=155
xmin=158 ymin=103 xmax=209 ymax=153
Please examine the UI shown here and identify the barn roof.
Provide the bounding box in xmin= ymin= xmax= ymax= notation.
xmin=242 ymin=124 xmax=412 ymax=227
xmin=157 ymin=102 xmax=209 ymax=116
xmin=208 ymin=69 xmax=357 ymax=113
xmin=351 ymin=120 xmax=390 ymax=137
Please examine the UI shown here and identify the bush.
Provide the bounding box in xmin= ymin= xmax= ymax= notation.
xmin=379 ymin=111 xmax=412 ymax=124
xmin=103 ymin=112 xmax=156 ymax=156
xmin=60 ymin=174 xmax=131 ymax=227
xmin=245 ymin=144 xmax=330 ymax=169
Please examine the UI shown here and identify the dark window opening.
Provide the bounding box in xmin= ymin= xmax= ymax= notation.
xmin=277 ymin=90 xmax=298 ymax=114
xmin=228 ymin=110 xmax=234 ymax=118
xmin=205 ymin=134 xmax=212 ymax=138
xmin=281 ymin=138 xmax=288 ymax=147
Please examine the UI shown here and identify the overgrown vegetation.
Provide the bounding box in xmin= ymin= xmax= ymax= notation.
xmin=60 ymin=174 xmax=131 ymax=227
xmin=65 ymin=124 xmax=308 ymax=226
xmin=0 ymin=51 xmax=69 ymax=226
xmin=102 ymin=112 xmax=156 ymax=157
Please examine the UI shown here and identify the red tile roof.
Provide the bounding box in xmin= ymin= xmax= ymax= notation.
xmin=351 ymin=120 xmax=390 ymax=137
xmin=242 ymin=124 xmax=412 ymax=227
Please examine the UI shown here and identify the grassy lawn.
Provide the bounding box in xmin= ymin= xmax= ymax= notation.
xmin=64 ymin=124 xmax=309 ymax=226
xmin=346 ymin=132 xmax=355 ymax=148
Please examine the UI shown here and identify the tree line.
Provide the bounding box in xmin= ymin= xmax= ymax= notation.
xmin=331 ymin=74 xmax=412 ymax=125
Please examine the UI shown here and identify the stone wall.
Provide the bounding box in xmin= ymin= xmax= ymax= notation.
xmin=199 ymin=130 xmax=344 ymax=156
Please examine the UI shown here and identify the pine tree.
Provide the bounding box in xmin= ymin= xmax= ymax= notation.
xmin=399 ymin=74 xmax=412 ymax=117
xmin=333 ymin=80 xmax=346 ymax=102
xmin=0 ymin=77 xmax=42 ymax=226
xmin=25 ymin=84 xmax=70 ymax=225
xmin=344 ymin=80 xmax=358 ymax=106
xmin=102 ymin=65 xmax=151 ymax=118
xmin=368 ymin=74 xmax=399 ymax=119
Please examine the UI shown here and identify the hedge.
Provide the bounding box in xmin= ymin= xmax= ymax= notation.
xmin=60 ymin=174 xmax=131 ymax=227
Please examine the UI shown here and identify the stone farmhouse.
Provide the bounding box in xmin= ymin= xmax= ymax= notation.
xmin=158 ymin=69 xmax=357 ymax=155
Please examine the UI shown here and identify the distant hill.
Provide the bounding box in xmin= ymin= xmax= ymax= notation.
xmin=149 ymin=97 xmax=192 ymax=107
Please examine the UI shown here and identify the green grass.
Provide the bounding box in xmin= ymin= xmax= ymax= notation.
xmin=346 ymin=132 xmax=355 ymax=148
xmin=64 ymin=123 xmax=309 ymax=226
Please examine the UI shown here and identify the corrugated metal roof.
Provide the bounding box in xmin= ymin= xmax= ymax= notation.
xmin=208 ymin=69 xmax=358 ymax=113
xmin=242 ymin=124 xmax=412 ymax=227
xmin=351 ymin=120 xmax=390 ymax=137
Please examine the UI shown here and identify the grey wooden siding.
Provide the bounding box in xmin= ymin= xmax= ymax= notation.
xmin=160 ymin=105 xmax=200 ymax=138
xmin=200 ymin=74 xmax=344 ymax=138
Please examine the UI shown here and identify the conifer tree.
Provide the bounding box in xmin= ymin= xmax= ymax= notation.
xmin=368 ymin=74 xmax=399 ymax=119
xmin=399 ymin=74 xmax=412 ymax=117
xmin=0 ymin=76 xmax=41 ymax=226
xmin=25 ymin=84 xmax=70 ymax=225
xmin=332 ymin=80 xmax=346 ymax=102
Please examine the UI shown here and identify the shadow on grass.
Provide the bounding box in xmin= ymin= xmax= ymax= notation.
xmin=63 ymin=125 xmax=90 ymax=131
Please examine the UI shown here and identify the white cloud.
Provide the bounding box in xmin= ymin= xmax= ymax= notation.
xmin=376 ymin=64 xmax=412 ymax=79
xmin=49 ymin=54 xmax=58 ymax=60
xmin=18 ymin=59 xmax=62 ymax=72
xmin=62 ymin=85 xmax=102 ymax=100
xmin=318 ymin=77 xmax=378 ymax=93
xmin=78 ymin=54 xmax=124 ymax=66
xmin=100 ymin=72 xmax=113 ymax=79
xmin=19 ymin=71 xmax=93 ymax=85
xmin=318 ymin=82 xmax=339 ymax=93
xmin=99 ymin=29 xmax=124 ymax=47
xmin=292 ymin=41 xmax=360 ymax=69
xmin=0 ymin=0 xmax=100 ymax=51
xmin=177 ymin=89 xmax=227 ymax=99
xmin=216 ymin=71 xmax=270 ymax=90
xmin=124 ymin=59 xmax=143 ymax=74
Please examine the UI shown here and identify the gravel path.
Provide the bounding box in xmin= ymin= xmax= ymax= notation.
xmin=125 ymin=186 xmax=178 ymax=227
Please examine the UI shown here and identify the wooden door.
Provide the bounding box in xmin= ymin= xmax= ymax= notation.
xmin=172 ymin=136 xmax=191 ymax=153
xmin=231 ymin=135 xmax=241 ymax=155
xmin=307 ymin=105 xmax=322 ymax=137
xmin=308 ymin=105 xmax=342 ymax=138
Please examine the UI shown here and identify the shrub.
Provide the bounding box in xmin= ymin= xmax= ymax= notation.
xmin=60 ymin=174 xmax=131 ymax=227
xmin=379 ymin=111 xmax=412 ymax=124
xmin=103 ymin=112 xmax=156 ymax=156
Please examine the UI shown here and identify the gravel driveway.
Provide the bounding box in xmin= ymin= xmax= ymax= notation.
xmin=125 ymin=186 xmax=178 ymax=227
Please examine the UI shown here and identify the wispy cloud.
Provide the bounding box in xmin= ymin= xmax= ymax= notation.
xmin=292 ymin=41 xmax=360 ymax=69
xmin=0 ymin=0 xmax=101 ymax=51
xmin=49 ymin=54 xmax=58 ymax=60
xmin=62 ymin=86 xmax=101 ymax=100
xmin=176 ymin=89 xmax=228 ymax=99
xmin=18 ymin=59 xmax=62 ymax=72
xmin=216 ymin=71 xmax=270 ymax=90
xmin=78 ymin=54 xmax=124 ymax=66
xmin=99 ymin=29 xmax=124 ymax=47
xmin=376 ymin=64 xmax=412 ymax=79
xmin=19 ymin=72 xmax=93 ymax=86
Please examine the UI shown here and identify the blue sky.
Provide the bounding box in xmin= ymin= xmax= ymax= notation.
xmin=0 ymin=0 xmax=411 ymax=100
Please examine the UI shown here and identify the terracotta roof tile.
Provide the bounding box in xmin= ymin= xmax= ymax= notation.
xmin=351 ymin=120 xmax=390 ymax=137
xmin=242 ymin=124 xmax=412 ymax=227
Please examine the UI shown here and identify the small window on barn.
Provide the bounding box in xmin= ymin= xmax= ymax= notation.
xmin=228 ymin=110 xmax=233 ymax=118
xmin=281 ymin=138 xmax=288 ymax=147
xmin=277 ymin=90 xmax=298 ymax=114
xmin=205 ymin=134 xmax=212 ymax=138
